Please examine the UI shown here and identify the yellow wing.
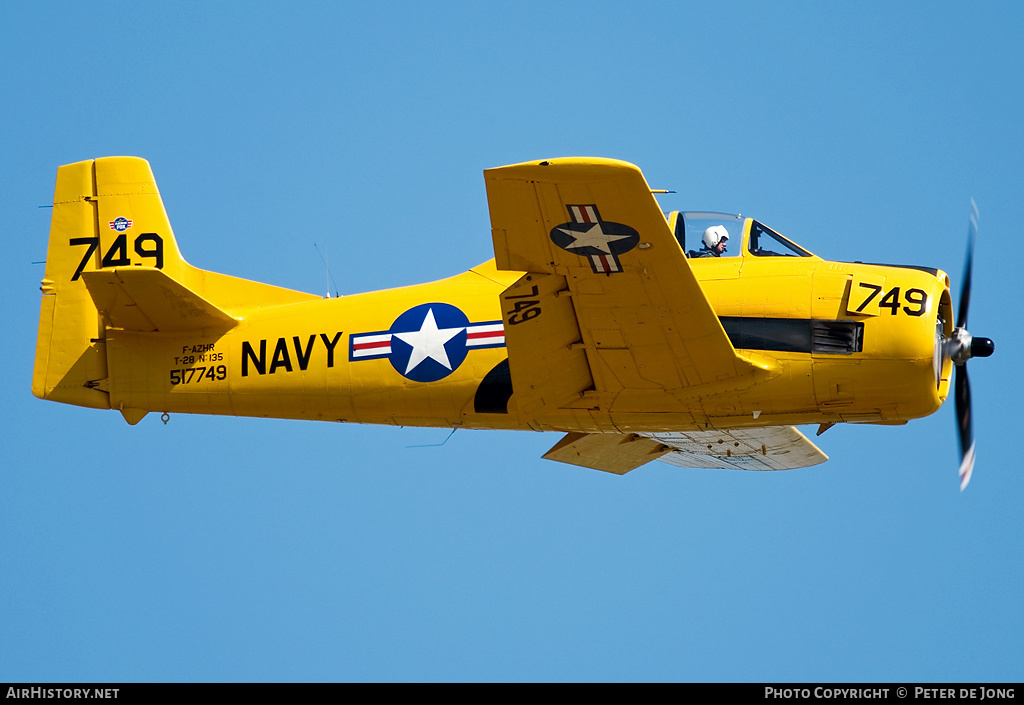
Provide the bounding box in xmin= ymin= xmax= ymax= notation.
xmin=542 ymin=431 xmax=672 ymax=475
xmin=485 ymin=158 xmax=768 ymax=420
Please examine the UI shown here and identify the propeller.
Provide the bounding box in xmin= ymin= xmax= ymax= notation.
xmin=944 ymin=200 xmax=994 ymax=490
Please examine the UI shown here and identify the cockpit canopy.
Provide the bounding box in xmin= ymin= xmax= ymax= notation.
xmin=668 ymin=212 xmax=813 ymax=258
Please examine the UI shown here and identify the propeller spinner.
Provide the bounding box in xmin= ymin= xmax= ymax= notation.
xmin=944 ymin=200 xmax=994 ymax=490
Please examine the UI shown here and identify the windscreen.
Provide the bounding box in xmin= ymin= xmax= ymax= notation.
xmin=748 ymin=221 xmax=812 ymax=257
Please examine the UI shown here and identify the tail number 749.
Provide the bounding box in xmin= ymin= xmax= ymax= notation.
xmin=69 ymin=233 xmax=164 ymax=281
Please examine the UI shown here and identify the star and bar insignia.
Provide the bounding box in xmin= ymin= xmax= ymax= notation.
xmin=349 ymin=302 xmax=505 ymax=383
xmin=549 ymin=204 xmax=639 ymax=274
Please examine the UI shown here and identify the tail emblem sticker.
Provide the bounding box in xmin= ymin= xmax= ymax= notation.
xmin=109 ymin=217 xmax=134 ymax=232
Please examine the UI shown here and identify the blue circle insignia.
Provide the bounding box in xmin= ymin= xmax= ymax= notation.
xmin=387 ymin=302 xmax=469 ymax=382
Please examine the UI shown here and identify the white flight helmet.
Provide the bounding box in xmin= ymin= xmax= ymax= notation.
xmin=703 ymin=225 xmax=729 ymax=250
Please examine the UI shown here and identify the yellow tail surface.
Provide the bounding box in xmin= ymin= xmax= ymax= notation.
xmin=33 ymin=157 xmax=317 ymax=412
xmin=33 ymin=158 xmax=187 ymax=408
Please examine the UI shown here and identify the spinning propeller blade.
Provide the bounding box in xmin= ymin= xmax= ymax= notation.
xmin=955 ymin=364 xmax=974 ymax=491
xmin=948 ymin=200 xmax=993 ymax=491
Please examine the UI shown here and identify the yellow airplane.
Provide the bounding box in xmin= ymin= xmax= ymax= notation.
xmin=32 ymin=157 xmax=994 ymax=489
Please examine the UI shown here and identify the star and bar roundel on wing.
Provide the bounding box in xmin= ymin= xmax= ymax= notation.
xmin=349 ymin=302 xmax=505 ymax=382
xmin=549 ymin=204 xmax=640 ymax=274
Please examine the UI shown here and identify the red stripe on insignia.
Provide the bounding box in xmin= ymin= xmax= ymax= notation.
xmin=467 ymin=332 xmax=504 ymax=343
xmin=591 ymin=254 xmax=618 ymax=273
xmin=353 ymin=340 xmax=390 ymax=352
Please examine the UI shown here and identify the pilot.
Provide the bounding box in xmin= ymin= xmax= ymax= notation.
xmin=689 ymin=225 xmax=729 ymax=258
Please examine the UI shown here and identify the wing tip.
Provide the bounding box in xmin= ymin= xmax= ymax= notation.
xmin=485 ymin=156 xmax=642 ymax=180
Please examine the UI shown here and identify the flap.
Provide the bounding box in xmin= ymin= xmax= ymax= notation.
xmin=644 ymin=425 xmax=828 ymax=471
xmin=82 ymin=267 xmax=238 ymax=332
xmin=499 ymin=272 xmax=594 ymax=420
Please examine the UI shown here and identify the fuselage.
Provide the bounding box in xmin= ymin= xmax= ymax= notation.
xmin=103 ymin=215 xmax=952 ymax=434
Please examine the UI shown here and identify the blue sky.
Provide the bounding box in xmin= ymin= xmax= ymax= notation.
xmin=2 ymin=1 xmax=1022 ymax=682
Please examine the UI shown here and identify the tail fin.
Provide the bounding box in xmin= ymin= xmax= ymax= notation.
xmin=32 ymin=157 xmax=188 ymax=408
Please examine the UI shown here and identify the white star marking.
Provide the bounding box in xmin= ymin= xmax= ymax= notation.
xmin=557 ymin=222 xmax=633 ymax=254
xmin=393 ymin=308 xmax=464 ymax=375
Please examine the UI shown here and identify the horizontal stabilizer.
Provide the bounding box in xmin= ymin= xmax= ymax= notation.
xmin=643 ymin=425 xmax=828 ymax=471
xmin=543 ymin=432 xmax=671 ymax=474
xmin=82 ymin=267 xmax=238 ymax=332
